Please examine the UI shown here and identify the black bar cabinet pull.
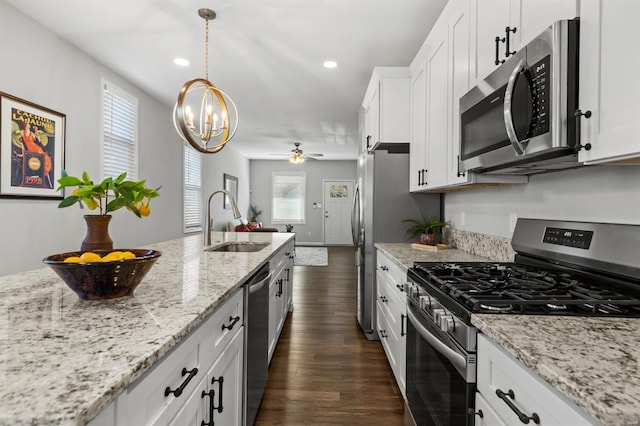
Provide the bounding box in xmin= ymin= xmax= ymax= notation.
xmin=222 ymin=315 xmax=240 ymax=331
xmin=401 ymin=314 xmax=406 ymax=337
xmin=456 ymin=155 xmax=466 ymax=177
xmin=366 ymin=135 xmax=372 ymax=150
xmin=495 ymin=388 xmax=540 ymax=424
xmin=396 ymin=284 xmax=404 ymax=292
xmin=505 ymin=26 xmax=517 ymax=57
xmin=212 ymin=376 xmax=224 ymax=413
xmin=495 ymin=36 xmax=506 ymax=65
xmin=575 ymin=109 xmax=593 ymax=151
xmin=201 ymin=389 xmax=215 ymax=426
xmin=381 ymin=265 xmax=388 ymax=271
xmin=165 ymin=367 xmax=199 ymax=397
xmin=417 ymin=170 xmax=422 ymax=186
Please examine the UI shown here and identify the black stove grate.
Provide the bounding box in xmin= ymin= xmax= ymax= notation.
xmin=412 ymin=262 xmax=640 ymax=317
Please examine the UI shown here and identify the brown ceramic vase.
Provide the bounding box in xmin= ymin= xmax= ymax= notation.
xmin=81 ymin=215 xmax=114 ymax=252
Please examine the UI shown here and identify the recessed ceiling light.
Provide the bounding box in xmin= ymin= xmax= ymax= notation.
xmin=323 ymin=60 xmax=338 ymax=69
xmin=174 ymin=58 xmax=190 ymax=67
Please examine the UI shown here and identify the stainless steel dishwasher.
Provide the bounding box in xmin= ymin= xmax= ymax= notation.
xmin=243 ymin=263 xmax=270 ymax=426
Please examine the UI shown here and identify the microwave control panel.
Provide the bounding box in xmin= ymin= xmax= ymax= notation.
xmin=528 ymin=55 xmax=551 ymax=137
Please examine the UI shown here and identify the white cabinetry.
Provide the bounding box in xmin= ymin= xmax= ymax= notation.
xmin=375 ymin=249 xmax=407 ymax=397
xmin=476 ymin=333 xmax=600 ymax=426
xmin=577 ymin=0 xmax=640 ymax=165
xmin=362 ymin=67 xmax=411 ymax=152
xmin=268 ymin=240 xmax=294 ymax=363
xmin=471 ymin=0 xmax=578 ymax=82
xmin=409 ymin=0 xmax=527 ymax=193
xmin=121 ymin=287 xmax=244 ymax=426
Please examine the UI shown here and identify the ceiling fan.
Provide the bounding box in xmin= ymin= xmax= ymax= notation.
xmin=270 ymin=142 xmax=324 ymax=163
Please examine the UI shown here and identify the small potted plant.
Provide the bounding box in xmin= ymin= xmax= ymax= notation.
xmin=56 ymin=171 xmax=160 ymax=251
xmin=249 ymin=204 xmax=263 ymax=223
xmin=285 ymin=224 xmax=294 ymax=232
xmin=402 ymin=215 xmax=449 ymax=246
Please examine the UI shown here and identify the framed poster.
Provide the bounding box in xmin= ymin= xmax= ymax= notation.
xmin=223 ymin=173 xmax=238 ymax=209
xmin=0 ymin=92 xmax=66 ymax=199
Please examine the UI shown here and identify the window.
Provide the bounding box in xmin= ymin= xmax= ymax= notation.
xmin=272 ymin=172 xmax=306 ymax=224
xmin=183 ymin=144 xmax=202 ymax=232
xmin=102 ymin=80 xmax=138 ymax=180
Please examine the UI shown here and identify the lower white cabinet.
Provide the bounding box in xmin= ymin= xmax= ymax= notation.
xmin=169 ymin=329 xmax=243 ymax=426
xmin=476 ymin=333 xmax=600 ymax=426
xmin=375 ymin=249 xmax=407 ymax=397
xmin=268 ymin=240 xmax=295 ymax=363
xmin=89 ymin=288 xmax=245 ymax=426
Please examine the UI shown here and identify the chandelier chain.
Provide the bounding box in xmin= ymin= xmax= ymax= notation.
xmin=204 ymin=18 xmax=209 ymax=81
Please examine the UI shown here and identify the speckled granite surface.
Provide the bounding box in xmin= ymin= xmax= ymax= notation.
xmin=0 ymin=232 xmax=294 ymax=426
xmin=444 ymin=228 xmax=516 ymax=262
xmin=375 ymin=243 xmax=491 ymax=271
xmin=473 ymin=315 xmax=640 ymax=426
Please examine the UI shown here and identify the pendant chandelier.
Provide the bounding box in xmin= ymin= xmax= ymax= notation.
xmin=289 ymin=143 xmax=305 ymax=164
xmin=173 ymin=8 xmax=238 ymax=154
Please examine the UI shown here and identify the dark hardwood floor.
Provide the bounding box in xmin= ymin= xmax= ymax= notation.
xmin=255 ymin=246 xmax=407 ymax=425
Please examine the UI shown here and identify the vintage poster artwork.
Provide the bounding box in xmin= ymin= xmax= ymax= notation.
xmin=0 ymin=93 xmax=65 ymax=199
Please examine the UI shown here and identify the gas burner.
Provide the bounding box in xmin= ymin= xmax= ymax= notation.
xmin=546 ymin=303 xmax=568 ymax=311
xmin=480 ymin=303 xmax=515 ymax=313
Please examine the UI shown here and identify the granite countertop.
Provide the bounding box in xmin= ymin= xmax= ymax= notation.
xmin=0 ymin=231 xmax=294 ymax=426
xmin=375 ymin=242 xmax=492 ymax=271
xmin=473 ymin=315 xmax=640 ymax=426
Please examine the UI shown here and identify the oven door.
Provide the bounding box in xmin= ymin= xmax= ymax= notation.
xmin=406 ymin=302 xmax=475 ymax=426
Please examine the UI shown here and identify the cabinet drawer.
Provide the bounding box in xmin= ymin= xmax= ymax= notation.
xmin=376 ymin=251 xmax=407 ymax=299
xmin=474 ymin=392 xmax=507 ymax=426
xmin=200 ymin=288 xmax=244 ymax=371
xmin=477 ymin=334 xmax=599 ymax=426
xmin=126 ymin=330 xmax=201 ymax=425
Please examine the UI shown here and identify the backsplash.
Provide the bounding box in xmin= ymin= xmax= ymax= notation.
xmin=444 ymin=228 xmax=515 ymax=262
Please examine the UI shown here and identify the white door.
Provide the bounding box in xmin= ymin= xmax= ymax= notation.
xmin=323 ymin=180 xmax=355 ymax=245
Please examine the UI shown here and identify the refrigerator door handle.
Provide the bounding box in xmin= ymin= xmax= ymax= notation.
xmin=351 ymin=184 xmax=360 ymax=246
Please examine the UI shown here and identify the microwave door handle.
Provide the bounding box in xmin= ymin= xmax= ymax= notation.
xmin=503 ymin=58 xmax=527 ymax=155
xmin=407 ymin=309 xmax=467 ymax=374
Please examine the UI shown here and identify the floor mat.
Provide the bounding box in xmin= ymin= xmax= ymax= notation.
xmin=294 ymin=247 xmax=328 ymax=266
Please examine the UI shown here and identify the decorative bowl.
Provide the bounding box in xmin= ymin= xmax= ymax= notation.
xmin=43 ymin=249 xmax=161 ymax=300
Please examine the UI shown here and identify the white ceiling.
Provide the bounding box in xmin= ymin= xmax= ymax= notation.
xmin=6 ymin=0 xmax=447 ymax=160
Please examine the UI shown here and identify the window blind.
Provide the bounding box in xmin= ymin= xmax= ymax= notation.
xmin=184 ymin=144 xmax=202 ymax=232
xmin=272 ymin=172 xmax=306 ymax=224
xmin=102 ymin=81 xmax=138 ymax=180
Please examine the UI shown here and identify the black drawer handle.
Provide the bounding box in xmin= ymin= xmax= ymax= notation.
xmin=380 ymin=265 xmax=388 ymax=271
xmin=379 ymin=329 xmax=387 ymax=338
xmin=495 ymin=389 xmax=540 ymax=424
xmin=396 ymin=284 xmax=404 ymax=292
xmin=201 ymin=389 xmax=215 ymax=426
xmin=165 ymin=367 xmax=198 ymax=397
xmin=380 ymin=296 xmax=388 ymax=303
xmin=401 ymin=313 xmax=406 ymax=337
xmin=222 ymin=315 xmax=240 ymax=331
xmin=468 ymin=408 xmax=484 ymax=418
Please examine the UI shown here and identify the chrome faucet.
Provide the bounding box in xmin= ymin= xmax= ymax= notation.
xmin=205 ymin=189 xmax=242 ymax=246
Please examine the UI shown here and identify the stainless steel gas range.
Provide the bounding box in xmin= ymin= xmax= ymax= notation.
xmin=404 ymin=218 xmax=640 ymax=426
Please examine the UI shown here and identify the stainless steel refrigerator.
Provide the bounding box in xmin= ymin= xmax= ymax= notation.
xmin=351 ymin=146 xmax=441 ymax=340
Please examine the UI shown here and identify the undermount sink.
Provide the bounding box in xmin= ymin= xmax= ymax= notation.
xmin=205 ymin=242 xmax=270 ymax=253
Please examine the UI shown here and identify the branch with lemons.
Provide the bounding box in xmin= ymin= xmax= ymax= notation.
xmin=56 ymin=171 xmax=160 ymax=217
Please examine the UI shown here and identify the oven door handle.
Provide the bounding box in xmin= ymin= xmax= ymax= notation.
xmin=503 ymin=58 xmax=528 ymax=155
xmin=407 ymin=309 xmax=467 ymax=373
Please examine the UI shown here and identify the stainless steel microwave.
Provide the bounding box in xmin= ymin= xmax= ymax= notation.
xmin=460 ymin=19 xmax=580 ymax=175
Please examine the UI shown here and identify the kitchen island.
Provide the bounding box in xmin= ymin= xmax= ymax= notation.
xmin=0 ymin=231 xmax=294 ymax=425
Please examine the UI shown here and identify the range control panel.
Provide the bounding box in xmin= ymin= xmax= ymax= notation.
xmin=543 ymin=227 xmax=594 ymax=250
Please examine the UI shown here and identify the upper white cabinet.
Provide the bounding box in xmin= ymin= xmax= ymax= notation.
xmin=471 ymin=0 xmax=578 ymax=82
xmin=577 ymin=0 xmax=640 ymax=164
xmin=362 ymin=67 xmax=411 ymax=152
xmin=409 ymin=57 xmax=427 ymax=191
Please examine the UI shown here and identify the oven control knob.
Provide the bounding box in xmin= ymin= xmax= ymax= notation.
xmin=432 ymin=309 xmax=445 ymax=325
xmin=419 ymin=295 xmax=431 ymax=310
xmin=440 ymin=316 xmax=455 ymax=333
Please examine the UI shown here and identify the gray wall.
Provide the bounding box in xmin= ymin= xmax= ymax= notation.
xmin=445 ymin=165 xmax=640 ymax=238
xmin=250 ymin=160 xmax=357 ymax=244
xmin=0 ymin=1 xmax=249 ymax=275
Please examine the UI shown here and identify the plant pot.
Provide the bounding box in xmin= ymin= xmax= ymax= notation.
xmin=420 ymin=233 xmax=436 ymax=246
xmin=82 ymin=215 xmax=113 ymax=252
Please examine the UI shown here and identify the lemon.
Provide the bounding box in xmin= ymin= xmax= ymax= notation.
xmin=64 ymin=256 xmax=82 ymax=263
xmin=79 ymin=252 xmax=102 ymax=263
xmin=120 ymin=251 xmax=136 ymax=260
xmin=139 ymin=203 xmax=151 ymax=217
xmin=101 ymin=251 xmax=124 ymax=262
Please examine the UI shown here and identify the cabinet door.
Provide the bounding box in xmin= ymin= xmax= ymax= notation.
xmin=474 ymin=392 xmax=508 ymax=426
xmin=472 ymin=0 xmax=511 ymax=81
xmin=448 ymin=0 xmax=473 ymax=186
xmin=204 ymin=330 xmax=244 ymax=426
xmin=364 ymin=86 xmax=380 ymax=151
xmin=168 ymin=375 xmax=208 ymax=426
xmin=409 ymin=57 xmax=428 ymax=192
xmin=516 ymin=0 xmax=577 ymax=48
xmin=268 ymin=275 xmax=279 ymax=362
xmin=578 ymin=0 xmax=640 ymax=164
xmin=425 ymin=24 xmax=450 ymax=189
